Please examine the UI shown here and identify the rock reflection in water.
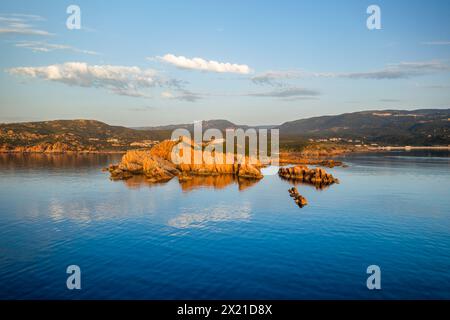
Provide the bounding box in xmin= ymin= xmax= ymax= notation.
xmin=279 ymin=176 xmax=334 ymax=190
xmin=179 ymin=175 xmax=260 ymax=192
xmin=119 ymin=175 xmax=171 ymax=189
xmin=117 ymin=173 xmax=261 ymax=192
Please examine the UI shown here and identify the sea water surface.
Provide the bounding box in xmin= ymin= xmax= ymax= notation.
xmin=0 ymin=151 xmax=449 ymax=299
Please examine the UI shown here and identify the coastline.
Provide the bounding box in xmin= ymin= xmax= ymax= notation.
xmin=371 ymin=146 xmax=450 ymax=150
xmin=1 ymin=145 xmax=448 ymax=155
xmin=0 ymin=150 xmax=127 ymax=154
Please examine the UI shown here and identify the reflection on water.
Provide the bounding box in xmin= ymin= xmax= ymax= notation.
xmin=0 ymin=152 xmax=123 ymax=170
xmin=278 ymin=176 xmax=335 ymax=190
xmin=116 ymin=174 xmax=172 ymax=190
xmin=179 ymin=175 xmax=260 ymax=192
xmin=168 ymin=203 xmax=252 ymax=229
xmin=115 ymin=172 xmax=261 ymax=192
xmin=0 ymin=151 xmax=450 ymax=299
xmin=338 ymin=150 xmax=450 ymax=168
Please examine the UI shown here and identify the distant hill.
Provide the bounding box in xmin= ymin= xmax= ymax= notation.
xmin=0 ymin=119 xmax=171 ymax=152
xmin=1 ymin=109 xmax=449 ymax=152
xmin=277 ymin=109 xmax=450 ymax=145
xmin=134 ymin=119 xmax=238 ymax=131
xmin=134 ymin=119 xmax=276 ymax=131
xmin=135 ymin=109 xmax=450 ymax=146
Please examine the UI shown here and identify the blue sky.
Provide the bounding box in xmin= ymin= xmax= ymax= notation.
xmin=0 ymin=0 xmax=449 ymax=126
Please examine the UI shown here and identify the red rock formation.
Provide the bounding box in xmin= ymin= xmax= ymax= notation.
xmin=108 ymin=138 xmax=263 ymax=182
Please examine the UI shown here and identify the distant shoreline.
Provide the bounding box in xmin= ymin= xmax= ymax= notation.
xmin=1 ymin=146 xmax=449 ymax=155
xmin=0 ymin=150 xmax=127 ymax=154
xmin=370 ymin=146 xmax=450 ymax=150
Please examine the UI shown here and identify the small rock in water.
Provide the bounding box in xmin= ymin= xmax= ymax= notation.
xmin=279 ymin=165 xmax=339 ymax=189
xmin=288 ymin=187 xmax=308 ymax=208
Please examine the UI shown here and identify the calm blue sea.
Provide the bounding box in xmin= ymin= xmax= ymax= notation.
xmin=0 ymin=151 xmax=449 ymax=299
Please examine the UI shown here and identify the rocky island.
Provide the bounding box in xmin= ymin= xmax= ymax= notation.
xmin=278 ymin=165 xmax=339 ymax=188
xmin=106 ymin=138 xmax=341 ymax=211
xmin=107 ymin=138 xmax=264 ymax=183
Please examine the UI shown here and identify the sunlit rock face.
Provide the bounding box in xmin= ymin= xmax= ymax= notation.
xmin=108 ymin=138 xmax=263 ymax=183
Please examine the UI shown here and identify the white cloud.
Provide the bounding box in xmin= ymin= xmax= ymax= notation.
xmin=7 ymin=62 xmax=179 ymax=97
xmin=15 ymin=41 xmax=99 ymax=55
xmin=253 ymin=60 xmax=450 ymax=84
xmin=251 ymin=71 xmax=302 ymax=86
xmin=246 ymin=87 xmax=320 ymax=99
xmin=161 ymin=91 xmax=174 ymax=99
xmin=161 ymin=89 xmax=202 ymax=102
xmin=0 ymin=13 xmax=52 ymax=36
xmin=340 ymin=61 xmax=450 ymax=79
xmin=157 ymin=53 xmax=251 ymax=74
xmin=0 ymin=27 xmax=52 ymax=36
xmin=251 ymin=70 xmax=336 ymax=86
xmin=2 ymin=14 xmax=46 ymax=21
